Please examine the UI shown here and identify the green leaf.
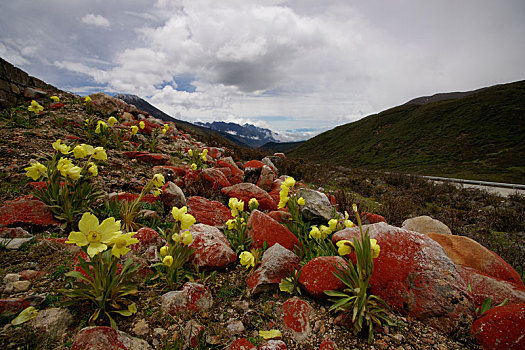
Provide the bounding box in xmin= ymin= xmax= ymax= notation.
xmin=11 ymin=307 xmax=38 ymax=326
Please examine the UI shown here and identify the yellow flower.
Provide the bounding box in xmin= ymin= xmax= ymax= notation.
xmin=239 ymin=251 xmax=255 ymax=268
xmin=163 ymin=255 xmax=173 ymax=267
xmin=95 ymin=121 xmax=108 ymax=134
xmin=27 ymin=100 xmax=43 ymax=114
xmin=248 ymin=198 xmax=259 ymax=211
xmin=50 ymin=96 xmax=60 ymax=102
xmin=162 ymin=124 xmax=169 ymax=134
xmin=259 ymin=330 xmax=282 ymax=340
xmin=171 ymin=206 xmax=196 ymax=230
xmin=66 ymin=213 xmax=121 ymax=257
xmin=66 ymin=165 xmax=82 ymax=181
xmin=84 ymin=96 xmax=92 ymax=103
xmin=309 ymin=226 xmax=322 ymax=240
xmin=328 ymin=219 xmax=338 ymax=232
xmin=152 ymin=173 xmax=165 ymax=188
xmin=225 ymin=219 xmax=236 ymax=230
xmin=153 ymin=188 xmax=161 ymax=197
xmin=160 ymin=246 xmax=169 ymax=256
xmin=297 ymin=197 xmax=305 ymax=206
xmin=87 ymin=162 xmax=98 ymax=176
xmin=277 ymin=197 xmax=289 ymax=209
xmin=352 ymin=204 xmax=358 ymax=213
xmin=127 ymin=303 xmax=137 ymax=314
xmin=283 ymin=177 xmax=295 ymax=188
xmin=139 ymin=121 xmax=145 ymax=129
xmin=84 ymin=118 xmax=90 ymax=125
xmin=190 ymin=163 xmax=197 ymax=171
xmin=92 ymin=147 xmax=107 ymax=160
xmin=188 ymin=149 xmax=193 ymax=156
xmin=370 ymin=239 xmax=380 ymax=259
xmin=229 ymin=198 xmax=243 ymax=217
xmin=320 ymin=225 xmax=332 ymax=239
xmin=110 ymin=232 xmax=139 ymax=258
xmin=72 ymin=144 xmax=94 ymax=159
xmin=200 ymin=149 xmax=208 ymax=162
xmin=107 ymin=116 xmax=118 ymax=127
xmin=57 ymin=157 xmax=73 ymax=176
xmin=181 ymin=231 xmax=193 ymax=245
xmin=25 ymin=162 xmax=47 ymax=180
xmin=344 ymin=220 xmax=354 ymax=228
xmin=52 ymin=139 xmax=70 ymax=154
xmin=336 ymin=240 xmax=355 ymax=256
xmin=130 ymin=125 xmax=138 ymax=135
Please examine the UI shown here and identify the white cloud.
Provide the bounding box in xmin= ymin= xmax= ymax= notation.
xmin=81 ymin=14 xmax=111 ymax=29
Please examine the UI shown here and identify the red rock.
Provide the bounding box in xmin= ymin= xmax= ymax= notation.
xmin=246 ymin=210 xmax=299 ymax=251
xmin=206 ymin=147 xmax=223 ymax=159
xmin=222 ymin=183 xmax=277 ymax=212
xmin=0 ymin=295 xmax=45 ymax=316
xmin=27 ymin=181 xmax=48 ymax=190
xmin=129 ymin=227 xmax=163 ymax=254
xmin=216 ymin=166 xmax=234 ymax=183
xmin=122 ymin=151 xmax=169 ymax=165
xmin=49 ymin=102 xmax=65 ymax=109
xmin=0 ymin=195 xmax=58 ymax=227
xmin=267 ymin=210 xmax=291 ymax=224
xmin=244 ymin=160 xmax=267 ymax=170
xmin=113 ymin=193 xmax=158 ymax=204
xmin=187 ymin=196 xmax=231 ymax=226
xmin=228 ymin=338 xmax=257 ymax=350
xmin=427 ymin=232 xmax=523 ymax=285
xmin=122 ymin=119 xmax=160 ymax=136
xmin=72 ymin=326 xmax=152 ymax=350
xmin=298 ymin=256 xmax=347 ymax=299
xmin=19 ymin=270 xmax=44 ymax=281
xmin=189 ymin=224 xmax=236 ymax=270
xmin=216 ymin=157 xmax=244 ymax=184
xmin=471 ymin=303 xmax=525 ymax=350
xmin=332 ymin=222 xmax=474 ymax=334
xmin=65 ymin=135 xmax=81 ymax=140
xmin=268 ymin=179 xmax=283 ymax=205
xmin=457 ymin=265 xmax=525 ymax=308
xmin=200 ymin=168 xmax=231 ymax=191
xmin=361 ymin=212 xmax=387 ymax=225
xmin=257 ymin=165 xmax=276 ymax=192
xmin=260 ymin=340 xmax=287 ymax=350
xmin=152 ymin=165 xmax=188 ymax=177
xmin=160 ymin=282 xmax=213 ymax=315
xmin=0 ymin=227 xmax=32 ymax=238
xmin=319 ymin=338 xmax=338 ymax=350
xmin=246 ymin=243 xmax=300 ymax=295
xmin=283 ymin=297 xmax=312 ymax=342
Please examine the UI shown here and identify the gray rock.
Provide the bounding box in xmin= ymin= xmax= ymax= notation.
xmin=133 ymin=318 xmax=150 ymax=336
xmin=161 ymin=283 xmax=213 ymax=315
xmin=261 ymin=157 xmax=278 ymax=175
xmin=12 ymin=280 xmax=31 ymax=293
xmin=297 ymin=188 xmax=335 ymax=223
xmin=1 ymin=237 xmax=34 ymax=250
xmin=72 ymin=326 xmax=152 ymax=349
xmin=30 ymin=308 xmax=73 ymax=336
xmin=225 ymin=318 xmax=245 ymax=336
xmin=402 ymin=215 xmax=452 ymax=235
xmin=160 ymin=181 xmax=186 ymax=208
xmin=3 ymin=273 xmax=20 ymax=284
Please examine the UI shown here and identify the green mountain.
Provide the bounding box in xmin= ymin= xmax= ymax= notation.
xmin=288 ymin=80 xmax=525 ymax=184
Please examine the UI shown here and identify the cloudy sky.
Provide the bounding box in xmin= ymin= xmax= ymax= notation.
xmin=1 ymin=0 xmax=524 ymax=140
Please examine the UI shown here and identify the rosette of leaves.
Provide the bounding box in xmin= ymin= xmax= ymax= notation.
xmin=26 ymin=141 xmax=105 ymax=229
xmin=324 ymin=206 xmax=395 ymax=344
xmin=60 ymin=213 xmax=139 ymax=329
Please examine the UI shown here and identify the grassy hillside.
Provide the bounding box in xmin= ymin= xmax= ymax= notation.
xmin=289 ymin=80 xmax=525 ymax=184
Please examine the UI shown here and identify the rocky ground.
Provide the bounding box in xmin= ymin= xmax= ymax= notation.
xmin=1 ymin=90 xmax=522 ymax=349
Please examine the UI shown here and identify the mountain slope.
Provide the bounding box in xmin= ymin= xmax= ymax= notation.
xmin=195 ymin=121 xmax=279 ymax=148
xmin=289 ymin=80 xmax=525 ymax=184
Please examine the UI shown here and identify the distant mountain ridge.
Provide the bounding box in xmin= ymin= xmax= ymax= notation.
xmin=288 ymin=80 xmax=525 ymax=184
xmin=114 ymin=94 xmax=176 ymax=123
xmin=195 ymin=121 xmax=280 ymax=148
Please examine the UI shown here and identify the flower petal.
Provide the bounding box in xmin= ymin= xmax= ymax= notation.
xmin=78 ymin=213 xmax=99 ymax=234
xmin=87 ymin=242 xmax=107 ymax=257
xmin=65 ymin=231 xmax=88 ymax=246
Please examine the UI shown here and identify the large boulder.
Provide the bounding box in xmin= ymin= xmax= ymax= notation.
xmin=243 ymin=160 xmax=267 ymax=184
xmin=89 ymin=92 xmax=140 ymax=115
xmin=187 ymin=196 xmax=231 ymax=226
xmin=199 ymin=168 xmax=231 ymax=192
xmin=471 ymin=303 xmax=525 ymax=350
xmin=246 ymin=243 xmax=300 ymax=295
xmin=160 ymin=283 xmax=213 ymax=315
xmin=427 ymin=232 xmax=523 ymax=285
xmin=246 ymin=210 xmax=300 ymax=252
xmin=298 ymin=256 xmax=346 ymax=299
xmin=0 ymin=195 xmax=58 ymax=227
xmin=160 ymin=181 xmax=186 ymax=209
xmin=189 ymin=224 xmax=237 ymax=270
xmin=332 ymin=222 xmax=474 ymax=334
xmin=297 ymin=189 xmax=334 ymax=223
xmin=221 ymin=183 xmax=277 ymax=212
xmin=216 ymin=157 xmax=244 ymax=184
xmin=457 ymin=265 xmax=525 ymax=308
xmin=402 ymin=215 xmax=452 ymax=235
